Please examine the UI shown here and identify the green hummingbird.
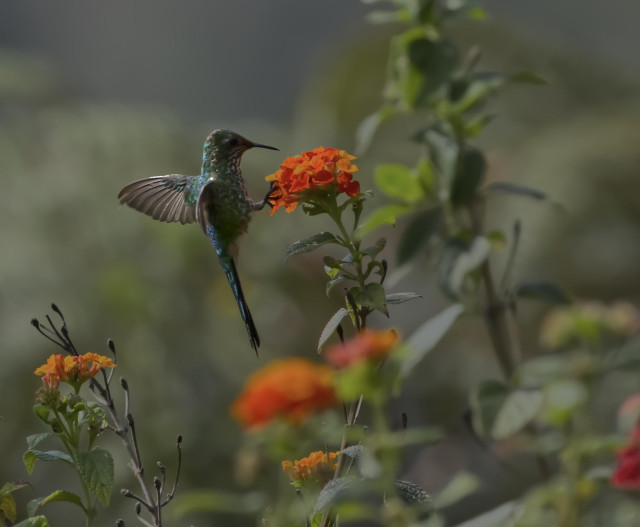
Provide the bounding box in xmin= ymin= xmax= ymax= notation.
xmin=117 ymin=129 xmax=279 ymax=354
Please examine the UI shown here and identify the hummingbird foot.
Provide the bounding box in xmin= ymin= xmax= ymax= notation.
xmin=251 ymin=181 xmax=281 ymax=211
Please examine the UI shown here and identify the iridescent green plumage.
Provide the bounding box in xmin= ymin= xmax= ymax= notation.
xmin=118 ymin=129 xmax=278 ymax=353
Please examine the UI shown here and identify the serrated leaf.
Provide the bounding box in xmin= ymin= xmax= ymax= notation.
xmin=23 ymin=450 xmax=73 ymax=474
xmin=517 ymin=282 xmax=572 ymax=305
xmin=353 ymin=283 xmax=387 ymax=314
xmin=434 ymin=471 xmax=479 ymax=509
xmin=314 ymin=478 xmax=351 ymax=513
xmin=77 ymin=448 xmax=113 ymax=507
xmin=357 ymin=204 xmax=412 ymax=238
xmin=26 ymin=433 xmax=52 ymax=450
xmin=385 ymin=292 xmax=422 ymax=305
xmin=450 ymin=147 xmax=486 ymax=207
xmin=492 ymin=389 xmax=543 ymax=440
xmin=285 ymin=232 xmax=338 ymax=262
xmin=14 ymin=516 xmax=49 ymax=527
xmin=375 ymin=164 xmax=424 ymax=203
xmin=402 ymin=304 xmax=464 ymax=377
xmin=318 ymin=308 xmax=349 ymax=352
xmin=397 ymin=207 xmax=442 ymax=265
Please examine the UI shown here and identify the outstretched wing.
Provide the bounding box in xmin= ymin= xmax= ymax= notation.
xmin=118 ymin=174 xmax=198 ymax=224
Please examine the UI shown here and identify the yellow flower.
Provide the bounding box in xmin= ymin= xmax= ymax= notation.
xmin=35 ymin=353 xmax=115 ymax=391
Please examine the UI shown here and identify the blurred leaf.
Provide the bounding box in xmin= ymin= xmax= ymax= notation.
xmin=603 ymin=339 xmax=640 ymax=370
xmin=355 ymin=105 xmax=396 ymax=155
xmin=315 ymin=478 xmax=351 ymax=513
xmin=464 ymin=114 xmax=496 ymax=138
xmin=413 ymin=125 xmax=459 ymax=185
xmin=375 ymin=164 xmax=424 ymax=203
xmin=285 ymin=232 xmax=338 ymax=262
xmin=448 ymin=72 xmax=505 ymax=114
xmin=357 ymin=204 xmax=411 ymax=238
xmin=397 ymin=207 xmax=442 ymax=265
xmin=403 ymin=304 xmax=464 ymax=377
xmin=408 ymin=39 xmax=459 ymax=104
xmin=543 ymin=380 xmax=588 ymax=426
xmin=487 ymin=230 xmax=507 ymax=251
xmin=326 ymin=275 xmax=347 ymax=296
xmin=450 ymin=147 xmax=486 ymax=207
xmin=0 ymin=481 xmax=30 ymax=499
xmin=318 ymin=308 xmax=349 ymax=352
xmin=415 ymin=157 xmax=435 ymax=193
xmin=439 ymin=237 xmax=490 ymax=297
xmin=0 ymin=495 xmax=16 ymax=523
xmin=77 ymin=449 xmax=113 ymax=507
xmin=23 ymin=450 xmax=73 ymax=474
xmin=509 ymin=71 xmax=547 ymax=85
xmin=172 ymin=490 xmax=265 ymax=516
xmin=386 ymin=292 xmax=422 ymax=305
xmin=362 ymin=237 xmax=387 ymax=258
xmin=14 ymin=517 xmax=49 ymax=527
xmin=484 ymin=181 xmax=547 ymax=201
xmin=32 ymin=405 xmax=51 ymax=424
xmin=492 ymin=389 xmax=543 ymax=440
xmin=353 ymin=283 xmax=388 ymax=315
xmin=469 ymin=380 xmax=509 ymax=438
xmin=517 ymin=282 xmax=572 ymax=305
xmin=434 ymin=471 xmax=479 ymax=509
xmin=368 ymin=9 xmax=411 ymax=24
xmin=395 ymin=480 xmax=434 ymax=519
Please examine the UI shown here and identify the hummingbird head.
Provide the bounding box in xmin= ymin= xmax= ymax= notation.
xmin=202 ymin=129 xmax=278 ymax=174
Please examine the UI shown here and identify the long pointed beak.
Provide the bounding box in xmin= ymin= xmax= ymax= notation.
xmin=251 ymin=142 xmax=279 ymax=151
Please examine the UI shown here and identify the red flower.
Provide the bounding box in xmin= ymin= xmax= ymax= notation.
xmin=326 ymin=329 xmax=399 ymax=369
xmin=35 ymin=353 xmax=115 ymax=391
xmin=266 ymin=147 xmax=360 ymax=214
xmin=231 ymin=359 xmax=338 ymax=429
xmin=612 ymin=420 xmax=640 ymax=489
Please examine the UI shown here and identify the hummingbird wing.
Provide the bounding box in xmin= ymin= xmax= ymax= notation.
xmin=118 ymin=174 xmax=199 ymax=224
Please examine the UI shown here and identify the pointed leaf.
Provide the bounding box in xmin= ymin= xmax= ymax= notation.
xmin=402 ymin=304 xmax=464 ymax=377
xmin=357 ymin=204 xmax=412 ymax=238
xmin=413 ymin=125 xmax=459 ymax=185
xmin=77 ymin=448 xmax=113 ymax=507
xmin=26 ymin=433 xmax=52 ymax=450
xmin=353 ymin=283 xmax=387 ymax=314
xmin=0 ymin=481 xmax=31 ymax=499
xmin=314 ymin=478 xmax=351 ymax=513
xmin=517 ymin=282 xmax=572 ymax=305
xmin=450 ymin=147 xmax=486 ymax=207
xmin=492 ymin=389 xmax=543 ymax=440
xmin=0 ymin=494 xmax=17 ymax=523
xmin=285 ymin=232 xmax=338 ymax=261
xmin=318 ymin=308 xmax=349 ymax=352
xmin=397 ymin=207 xmax=442 ymax=265
xmin=14 ymin=517 xmax=49 ymax=527
xmin=35 ymin=490 xmax=86 ymax=513
xmin=469 ymin=380 xmax=509 ymax=437
xmin=484 ymin=181 xmax=547 ymax=201
xmin=434 ymin=471 xmax=480 ymax=509
xmin=385 ymin=292 xmax=422 ymax=305
xmin=326 ymin=276 xmax=347 ymax=296
xmin=23 ymin=450 xmax=73 ymax=473
xmin=375 ymin=164 xmax=424 ymax=203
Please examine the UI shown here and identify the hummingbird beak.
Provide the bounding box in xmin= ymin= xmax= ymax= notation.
xmin=251 ymin=142 xmax=279 ymax=151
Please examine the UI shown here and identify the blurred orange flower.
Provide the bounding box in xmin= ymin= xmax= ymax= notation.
xmin=231 ymin=358 xmax=338 ymax=429
xmin=326 ymin=329 xmax=399 ymax=368
xmin=266 ymin=147 xmax=360 ymax=214
xmin=35 ymin=353 xmax=116 ymax=391
xmin=282 ymin=450 xmax=340 ymax=484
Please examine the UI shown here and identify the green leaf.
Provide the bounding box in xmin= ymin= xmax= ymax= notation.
xmin=352 ymin=283 xmax=387 ymax=314
xmin=543 ymin=379 xmax=588 ymax=426
xmin=23 ymin=450 xmax=73 ymax=474
xmin=408 ymin=38 xmax=459 ymax=104
xmin=0 ymin=481 xmax=31 ymax=499
xmin=32 ymin=405 xmax=51 ymax=423
xmin=448 ymin=72 xmax=506 ymax=114
xmin=415 ymin=158 xmax=435 ymax=193
xmin=357 ymin=204 xmax=411 ymax=238
xmin=385 ymin=292 xmax=422 ymax=305
xmin=434 ymin=471 xmax=480 ymax=509
xmin=517 ymin=282 xmax=572 ymax=305
xmin=492 ymin=389 xmax=543 ymax=440
xmin=486 ymin=230 xmax=507 ymax=251
xmin=361 ymin=237 xmax=387 ymax=258
xmin=395 ymin=480 xmax=434 ymax=519
xmin=355 ymin=106 xmax=397 ymax=155
xmin=77 ymin=448 xmax=113 ymax=507
xmin=413 ymin=125 xmax=459 ymax=185
xmin=0 ymin=494 xmax=17 ymax=523
xmin=26 ymin=433 xmax=52 ymax=450
xmin=509 ymin=71 xmax=547 ymax=85
xmin=318 ymin=308 xmax=349 ymax=352
xmin=469 ymin=380 xmax=508 ymax=437
xmin=402 ymin=304 xmax=464 ymax=377
xmin=375 ymin=164 xmax=424 ymax=203
xmin=464 ymin=114 xmax=496 ymax=138
xmin=450 ymin=146 xmax=486 ymax=207
xmin=326 ymin=276 xmax=347 ymax=296
xmin=32 ymin=490 xmax=86 ymax=513
xmin=14 ymin=516 xmax=49 ymax=527
xmin=285 ymin=232 xmax=338 ymax=262
xmin=314 ymin=478 xmax=351 ymax=513
xmin=439 ymin=237 xmax=490 ymax=297
xmin=397 ymin=207 xmax=442 ymax=265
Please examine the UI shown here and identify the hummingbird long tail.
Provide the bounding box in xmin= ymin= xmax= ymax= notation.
xmin=218 ymin=254 xmax=260 ymax=354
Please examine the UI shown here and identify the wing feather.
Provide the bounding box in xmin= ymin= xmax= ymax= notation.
xmin=118 ymin=175 xmax=197 ymax=225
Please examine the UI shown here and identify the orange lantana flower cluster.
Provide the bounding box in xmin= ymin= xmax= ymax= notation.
xmin=231 ymin=358 xmax=337 ymax=429
xmin=266 ymin=147 xmax=360 ymax=214
xmin=282 ymin=450 xmax=340 ymax=484
xmin=326 ymin=329 xmax=399 ymax=369
xmin=35 ymin=353 xmax=116 ymax=391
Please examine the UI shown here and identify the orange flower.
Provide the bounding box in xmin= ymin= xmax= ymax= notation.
xmin=282 ymin=450 xmax=340 ymax=484
xmin=35 ymin=353 xmax=116 ymax=391
xmin=326 ymin=329 xmax=399 ymax=369
xmin=266 ymin=147 xmax=360 ymax=214
xmin=231 ymin=358 xmax=337 ymax=429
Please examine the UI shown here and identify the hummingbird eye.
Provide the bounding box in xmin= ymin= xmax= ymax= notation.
xmin=226 ymin=137 xmax=240 ymax=147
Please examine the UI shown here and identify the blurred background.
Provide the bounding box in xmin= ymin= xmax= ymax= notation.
xmin=1 ymin=1 xmax=639 ymax=525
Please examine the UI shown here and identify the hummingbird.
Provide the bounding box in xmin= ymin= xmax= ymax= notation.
xmin=117 ymin=129 xmax=279 ymax=354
